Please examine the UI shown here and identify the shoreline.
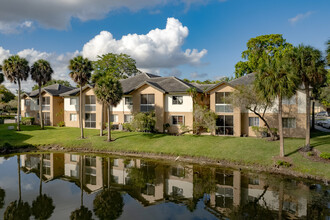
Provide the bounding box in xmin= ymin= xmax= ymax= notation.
xmin=2 ymin=144 xmax=329 ymax=183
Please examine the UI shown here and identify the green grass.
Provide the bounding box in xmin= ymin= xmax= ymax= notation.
xmin=1 ymin=124 xmax=329 ymax=179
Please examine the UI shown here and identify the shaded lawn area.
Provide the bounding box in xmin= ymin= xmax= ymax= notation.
xmin=0 ymin=124 xmax=329 ymax=179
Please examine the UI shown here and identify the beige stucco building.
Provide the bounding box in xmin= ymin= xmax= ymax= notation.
xmin=21 ymin=72 xmax=307 ymax=137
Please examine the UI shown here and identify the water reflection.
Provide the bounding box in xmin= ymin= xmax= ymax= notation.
xmin=0 ymin=153 xmax=329 ymax=219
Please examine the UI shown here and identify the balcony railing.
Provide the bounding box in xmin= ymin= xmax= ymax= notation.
xmin=42 ymin=105 xmax=50 ymax=111
xmin=85 ymin=105 xmax=96 ymax=112
xmin=215 ymin=104 xmax=233 ymax=113
xmin=140 ymin=104 xmax=155 ymax=112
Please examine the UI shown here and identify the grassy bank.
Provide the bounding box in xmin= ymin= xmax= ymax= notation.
xmin=1 ymin=124 xmax=329 ymax=180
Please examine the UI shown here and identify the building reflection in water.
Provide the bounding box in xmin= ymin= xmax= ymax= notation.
xmin=18 ymin=153 xmax=330 ymax=219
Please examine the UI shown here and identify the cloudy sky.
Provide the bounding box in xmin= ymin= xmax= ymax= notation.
xmin=1 ymin=0 xmax=330 ymax=92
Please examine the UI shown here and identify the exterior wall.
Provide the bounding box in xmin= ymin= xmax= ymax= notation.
xmin=110 ymin=96 xmax=133 ymax=126
xmin=64 ymin=97 xmax=79 ymax=111
xmin=209 ymin=84 xmax=241 ymax=136
xmin=132 ymin=85 xmax=165 ymax=132
xmin=165 ymin=94 xmax=193 ymax=112
xmin=21 ymin=97 xmax=39 ymax=122
xmin=164 ymin=112 xmax=193 ymax=133
xmin=64 ymin=111 xmax=79 ymax=128
xmin=52 ymin=96 xmax=64 ymax=126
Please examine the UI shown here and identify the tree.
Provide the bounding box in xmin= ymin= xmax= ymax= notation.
xmin=326 ymin=40 xmax=330 ymax=65
xmin=92 ymin=53 xmax=139 ymax=136
xmin=68 ymin=56 xmax=93 ymax=139
xmin=0 ymin=85 xmax=15 ymax=103
xmin=2 ymin=55 xmax=30 ymax=131
xmin=32 ymin=79 xmax=72 ymax=91
xmin=93 ymin=189 xmax=124 ymax=220
xmin=0 ymin=65 xmax=4 ymax=84
xmin=230 ymin=84 xmax=277 ymax=139
xmin=286 ymin=45 xmax=327 ymax=147
xmin=94 ymin=76 xmax=123 ymax=141
xmin=31 ymin=59 xmax=54 ymax=130
xmin=0 ymin=187 xmax=5 ymax=209
xmin=235 ymin=34 xmax=292 ymax=78
xmin=255 ymin=49 xmax=298 ymax=157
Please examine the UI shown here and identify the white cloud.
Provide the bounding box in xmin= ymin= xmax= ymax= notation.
xmin=288 ymin=11 xmax=313 ymax=25
xmin=0 ymin=20 xmax=34 ymax=34
xmin=1 ymin=18 xmax=207 ymax=92
xmin=190 ymin=72 xmax=208 ymax=79
xmin=82 ymin=17 xmax=207 ymax=69
xmin=163 ymin=68 xmax=183 ymax=77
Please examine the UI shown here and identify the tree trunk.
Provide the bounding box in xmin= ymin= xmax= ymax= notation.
xmin=250 ymin=109 xmax=276 ymax=139
xmin=305 ymin=84 xmax=311 ymax=147
xmin=107 ymin=105 xmax=111 ymax=142
xmin=108 ymin=158 xmax=111 ymax=189
xmin=17 ymin=80 xmax=21 ymax=131
xmin=80 ymin=155 xmax=84 ymax=207
xmin=278 ymin=181 xmax=284 ymax=220
xmin=39 ymin=85 xmax=44 ymax=129
xmin=100 ymin=102 xmax=104 ymax=136
xmin=312 ymin=99 xmax=315 ymax=130
xmin=79 ymin=85 xmax=84 ymax=139
xmin=39 ymin=154 xmax=43 ymax=195
xmin=278 ymin=94 xmax=285 ymax=157
xmin=17 ymin=156 xmax=21 ymax=201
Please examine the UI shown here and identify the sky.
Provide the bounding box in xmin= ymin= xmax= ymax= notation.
xmin=0 ymin=0 xmax=330 ymax=92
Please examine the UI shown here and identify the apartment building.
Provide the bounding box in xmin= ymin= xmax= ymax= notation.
xmin=21 ymin=72 xmax=307 ymax=137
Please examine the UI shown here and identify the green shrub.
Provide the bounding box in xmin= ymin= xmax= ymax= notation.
xmin=131 ymin=112 xmax=156 ymax=132
xmin=123 ymin=123 xmax=133 ymax=132
xmin=307 ymin=152 xmax=314 ymax=156
xmin=21 ymin=117 xmax=35 ymax=125
xmin=163 ymin=123 xmax=170 ymax=132
xmin=320 ymin=153 xmax=330 ymax=160
xmin=276 ymin=160 xmax=291 ymax=167
xmin=0 ymin=115 xmax=15 ymax=119
xmin=57 ymin=121 xmax=65 ymax=127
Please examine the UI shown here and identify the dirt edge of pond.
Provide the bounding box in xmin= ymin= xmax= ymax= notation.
xmin=1 ymin=144 xmax=329 ymax=183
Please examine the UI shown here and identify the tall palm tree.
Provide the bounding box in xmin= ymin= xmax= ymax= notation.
xmin=94 ymin=76 xmax=123 ymax=142
xmin=255 ymin=50 xmax=298 ymax=157
xmin=2 ymin=55 xmax=30 ymax=131
xmin=286 ymin=45 xmax=327 ymax=147
xmin=68 ymin=56 xmax=93 ymax=139
xmin=31 ymin=59 xmax=54 ymax=129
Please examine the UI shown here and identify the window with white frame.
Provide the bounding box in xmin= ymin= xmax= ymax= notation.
xmin=249 ymin=117 xmax=259 ymax=126
xmin=24 ymin=112 xmax=30 ymax=117
xmin=125 ymin=97 xmax=133 ymax=105
xmin=283 ymin=118 xmax=296 ymax=128
xmin=70 ymin=97 xmax=77 ymax=105
xmin=42 ymin=97 xmax=50 ymax=111
xmin=70 ymin=113 xmax=77 ymax=121
xmin=85 ymin=156 xmax=96 ymax=167
xmin=85 ymin=113 xmax=96 ymax=128
xmin=70 ymin=154 xmax=78 ymax=162
xmin=42 ymin=161 xmax=51 ymax=175
xmin=85 ymin=95 xmax=96 ymax=111
xmin=85 ymin=167 xmax=96 ymax=185
xmin=172 ymin=96 xmax=183 ymax=105
xmin=124 ymin=114 xmax=133 ymax=123
xmin=215 ymin=92 xmax=233 ymax=113
xmin=25 ymin=99 xmax=31 ymax=106
xmin=172 ymin=115 xmax=184 ymax=125
xmin=140 ymin=94 xmax=155 ymax=112
xmin=282 ymin=95 xmax=296 ymax=105
xmin=111 ymin=114 xmax=118 ymax=123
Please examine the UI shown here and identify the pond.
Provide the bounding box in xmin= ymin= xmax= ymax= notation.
xmin=0 ymin=152 xmax=329 ymax=219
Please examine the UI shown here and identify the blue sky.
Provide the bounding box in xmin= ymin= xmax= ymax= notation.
xmin=0 ymin=0 xmax=329 ymax=91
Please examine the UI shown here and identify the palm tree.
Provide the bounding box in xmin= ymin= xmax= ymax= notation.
xmin=0 ymin=65 xmax=4 ymax=84
xmin=31 ymin=60 xmax=54 ymax=129
xmin=94 ymin=76 xmax=123 ymax=142
xmin=326 ymin=40 xmax=330 ymax=65
xmin=68 ymin=56 xmax=93 ymax=139
xmin=2 ymin=55 xmax=30 ymax=131
xmin=255 ymin=50 xmax=298 ymax=157
xmin=286 ymin=45 xmax=327 ymax=147
xmin=93 ymin=189 xmax=124 ymax=220
xmin=31 ymin=154 xmax=55 ymax=220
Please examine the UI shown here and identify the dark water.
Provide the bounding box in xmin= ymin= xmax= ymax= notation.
xmin=0 ymin=153 xmax=329 ymax=220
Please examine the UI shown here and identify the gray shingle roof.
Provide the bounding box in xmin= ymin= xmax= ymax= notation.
xmin=60 ymin=85 xmax=94 ymax=96
xmin=28 ymin=84 xmax=75 ymax=97
xmin=229 ymin=72 xmax=256 ymax=87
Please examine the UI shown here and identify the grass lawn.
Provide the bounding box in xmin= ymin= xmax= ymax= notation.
xmin=0 ymin=124 xmax=329 ymax=180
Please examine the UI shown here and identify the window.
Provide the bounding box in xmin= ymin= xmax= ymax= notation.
xmin=85 ymin=113 xmax=96 ymax=128
xmin=70 ymin=170 xmax=78 ymax=178
xmin=283 ymin=95 xmax=296 ymax=105
xmin=172 ymin=96 xmax=183 ymax=105
xmin=42 ymin=161 xmax=51 ymax=175
xmin=25 ymin=99 xmax=31 ymax=106
xmin=249 ymin=117 xmax=259 ymax=126
xmin=70 ymin=113 xmax=77 ymax=121
xmin=248 ymin=178 xmax=260 ymax=185
xmin=85 ymin=95 xmax=96 ymax=111
xmin=37 ymin=113 xmax=40 ymax=119
xmin=85 ymin=156 xmax=96 ymax=167
xmin=42 ymin=97 xmax=50 ymax=111
xmin=85 ymin=167 xmax=96 ymax=185
xmin=124 ymin=114 xmax=133 ymax=123
xmin=215 ymin=92 xmax=233 ymax=113
xmin=43 ymin=112 xmax=50 ymax=126
xmin=283 ymin=118 xmax=296 ymax=128
xmin=142 ymin=183 xmax=155 ymax=196
xmin=70 ymin=154 xmax=78 ymax=162
xmin=113 ymin=159 xmax=119 ymax=167
xmin=171 ymin=166 xmax=185 ymax=177
xmin=172 ymin=186 xmax=183 ymax=196
xmin=125 ymin=97 xmax=133 ymax=105
xmin=25 ymin=113 xmax=30 ymax=117
xmin=140 ymin=94 xmax=155 ymax=112
xmin=172 ymin=115 xmax=184 ymax=125
xmin=111 ymin=114 xmax=118 ymax=123
xmin=70 ymin=98 xmax=77 ymax=105
xmin=216 ymin=115 xmax=233 ymax=135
